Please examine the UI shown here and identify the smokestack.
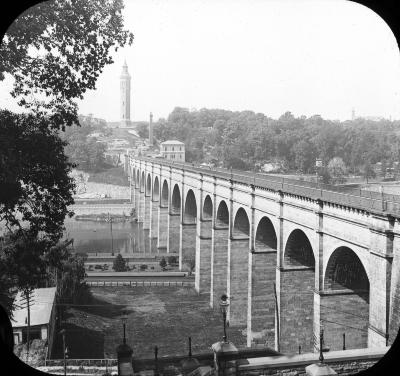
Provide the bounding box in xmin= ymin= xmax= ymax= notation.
xmin=149 ymin=112 xmax=153 ymax=146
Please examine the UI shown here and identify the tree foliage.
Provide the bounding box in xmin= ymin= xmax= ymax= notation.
xmin=113 ymin=254 xmax=127 ymax=272
xmin=62 ymin=123 xmax=107 ymax=172
xmin=167 ymin=255 xmax=178 ymax=265
xmin=153 ymin=107 xmax=400 ymax=174
xmin=327 ymin=157 xmax=347 ymax=184
xmin=0 ymin=110 xmax=75 ymax=241
xmin=0 ymin=0 xmax=133 ymax=314
xmin=0 ymin=0 xmax=133 ymax=129
xmin=159 ymin=257 xmax=167 ymax=271
xmin=57 ymin=251 xmax=90 ymax=305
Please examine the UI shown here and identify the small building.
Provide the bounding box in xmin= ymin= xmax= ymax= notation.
xmin=160 ymin=140 xmax=185 ymax=162
xmin=11 ymin=287 xmax=57 ymax=347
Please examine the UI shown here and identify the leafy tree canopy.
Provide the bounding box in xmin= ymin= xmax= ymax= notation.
xmin=0 ymin=110 xmax=75 ymax=241
xmin=0 ymin=0 xmax=133 ymax=129
xmin=153 ymin=107 xmax=400 ymax=175
xmin=113 ymin=254 xmax=127 ymax=272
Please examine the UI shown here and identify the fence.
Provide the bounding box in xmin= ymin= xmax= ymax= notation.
xmin=86 ymin=280 xmax=194 ymax=287
xmin=132 ymin=156 xmax=400 ymax=216
xmin=44 ymin=347 xmax=387 ymax=375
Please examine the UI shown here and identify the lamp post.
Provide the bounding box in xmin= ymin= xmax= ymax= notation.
xmin=212 ymin=294 xmax=238 ymax=376
xmin=116 ymin=311 xmax=134 ymax=376
xmin=220 ymin=294 xmax=229 ymax=342
xmin=305 ymin=321 xmax=336 ymax=376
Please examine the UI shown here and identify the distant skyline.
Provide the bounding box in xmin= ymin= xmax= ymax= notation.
xmin=1 ymin=0 xmax=400 ymax=122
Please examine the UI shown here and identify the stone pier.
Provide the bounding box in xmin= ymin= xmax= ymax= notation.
xmin=195 ymin=219 xmax=212 ymax=294
xmin=247 ymin=250 xmax=277 ymax=347
xmin=143 ymin=194 xmax=151 ymax=230
xmin=168 ymin=212 xmax=180 ymax=254
xmin=211 ymin=226 xmax=229 ymax=308
xmin=149 ymin=200 xmax=159 ymax=240
xmin=179 ymin=222 xmax=197 ymax=271
xmin=157 ymin=206 xmax=169 ymax=251
xmin=228 ymin=237 xmax=249 ymax=326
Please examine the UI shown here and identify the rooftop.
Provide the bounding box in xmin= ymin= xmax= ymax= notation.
xmin=160 ymin=140 xmax=185 ymax=145
xmin=11 ymin=287 xmax=56 ymax=328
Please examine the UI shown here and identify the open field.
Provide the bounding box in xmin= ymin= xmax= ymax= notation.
xmin=53 ymin=286 xmax=247 ymax=360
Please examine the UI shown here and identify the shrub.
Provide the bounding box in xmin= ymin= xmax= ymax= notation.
xmin=167 ymin=256 xmax=177 ymax=265
xmin=113 ymin=254 xmax=127 ymax=272
xmin=159 ymin=257 xmax=167 ymax=270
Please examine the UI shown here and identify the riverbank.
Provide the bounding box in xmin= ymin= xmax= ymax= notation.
xmin=75 ymin=213 xmax=136 ymax=222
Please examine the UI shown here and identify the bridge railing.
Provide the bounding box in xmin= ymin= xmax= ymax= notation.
xmin=130 ymin=156 xmax=400 ymax=216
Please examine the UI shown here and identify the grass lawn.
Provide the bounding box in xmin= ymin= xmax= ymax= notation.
xmin=54 ymin=287 xmax=246 ymax=359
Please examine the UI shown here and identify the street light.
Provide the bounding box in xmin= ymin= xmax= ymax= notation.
xmin=117 ymin=311 xmax=134 ymax=376
xmin=219 ymin=294 xmax=229 ymax=343
xmin=212 ymin=295 xmax=238 ymax=376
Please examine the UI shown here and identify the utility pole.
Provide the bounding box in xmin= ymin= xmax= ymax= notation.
xmin=20 ymin=289 xmax=34 ymax=360
xmin=273 ymin=283 xmax=280 ymax=352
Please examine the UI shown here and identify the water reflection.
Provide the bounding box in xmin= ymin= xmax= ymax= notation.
xmin=64 ymin=218 xmax=158 ymax=254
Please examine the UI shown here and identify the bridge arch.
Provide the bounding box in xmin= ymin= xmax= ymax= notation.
xmin=171 ymin=184 xmax=181 ymax=214
xmin=321 ymin=246 xmax=370 ymax=350
xmin=153 ymin=176 xmax=160 ymax=201
xmin=255 ymin=216 xmax=277 ymax=251
xmin=233 ymin=207 xmax=249 ymax=237
xmin=203 ymin=195 xmax=213 ymax=219
xmin=216 ymin=200 xmax=229 ymax=227
xmin=146 ymin=173 xmax=152 ymax=195
xmin=324 ymin=246 xmax=369 ymax=292
xmin=184 ymin=189 xmax=197 ymax=223
xmin=161 ymin=180 xmax=169 ymax=207
xmin=284 ymin=229 xmax=315 ymax=268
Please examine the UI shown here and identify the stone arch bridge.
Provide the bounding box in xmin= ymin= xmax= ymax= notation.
xmin=124 ymin=155 xmax=400 ymax=354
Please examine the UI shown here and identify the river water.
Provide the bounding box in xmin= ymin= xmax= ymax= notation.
xmin=63 ymin=218 xmax=158 ymax=255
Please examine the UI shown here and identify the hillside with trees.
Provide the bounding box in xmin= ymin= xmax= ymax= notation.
xmin=61 ymin=115 xmax=108 ymax=173
xmin=153 ymin=107 xmax=400 ymax=178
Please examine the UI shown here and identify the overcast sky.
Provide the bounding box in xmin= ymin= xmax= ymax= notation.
xmin=1 ymin=0 xmax=400 ymax=122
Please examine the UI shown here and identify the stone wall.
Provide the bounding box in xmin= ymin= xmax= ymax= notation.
xmin=229 ymin=238 xmax=250 ymax=326
xmin=238 ymin=347 xmax=388 ymax=376
xmin=168 ymin=214 xmax=180 ymax=254
xmin=321 ymin=292 xmax=369 ymax=351
xmin=211 ymin=228 xmax=229 ymax=308
xmin=180 ymin=223 xmax=197 ymax=268
xmin=279 ymin=267 xmax=314 ymax=353
xmin=250 ymin=252 xmax=276 ymax=348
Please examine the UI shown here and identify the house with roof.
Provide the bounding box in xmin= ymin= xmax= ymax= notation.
xmin=11 ymin=287 xmax=57 ymax=354
xmin=160 ymin=140 xmax=185 ymax=162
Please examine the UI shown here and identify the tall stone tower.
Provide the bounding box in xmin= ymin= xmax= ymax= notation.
xmin=120 ymin=60 xmax=131 ymax=127
xmin=149 ymin=112 xmax=153 ymax=146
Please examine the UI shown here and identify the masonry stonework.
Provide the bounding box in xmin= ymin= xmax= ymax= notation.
xmin=129 ymin=156 xmax=400 ymax=354
xmin=195 ymin=219 xmax=212 ymax=294
xmin=211 ymin=227 xmax=229 ymax=308
xmin=157 ymin=206 xmax=169 ymax=250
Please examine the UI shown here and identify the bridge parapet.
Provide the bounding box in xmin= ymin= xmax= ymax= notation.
xmin=130 ymin=156 xmax=400 ymax=218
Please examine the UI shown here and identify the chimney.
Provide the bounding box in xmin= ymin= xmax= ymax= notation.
xmin=149 ymin=112 xmax=153 ymax=146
